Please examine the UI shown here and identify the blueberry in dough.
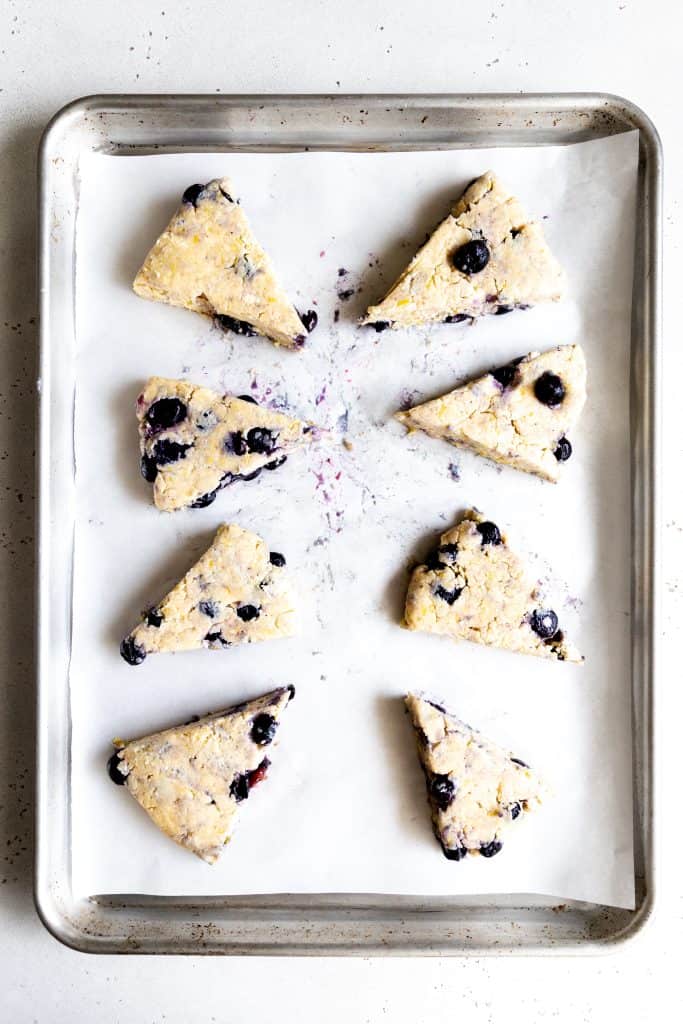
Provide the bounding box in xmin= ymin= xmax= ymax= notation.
xmin=429 ymin=774 xmax=456 ymax=811
xmin=153 ymin=440 xmax=191 ymax=465
xmin=554 ymin=437 xmax=572 ymax=462
xmin=530 ymin=609 xmax=559 ymax=639
xmin=236 ymin=604 xmax=260 ymax=622
xmin=479 ymin=840 xmax=503 ymax=858
xmin=250 ymin=713 xmax=278 ymax=746
xmin=451 ymin=239 xmax=490 ymax=275
xmin=120 ymin=636 xmax=146 ymax=666
xmin=215 ymin=313 xmax=257 ymax=337
xmin=182 ymin=183 xmax=205 ymax=206
xmin=476 ymin=520 xmax=502 ymax=546
xmin=107 ymin=751 xmax=127 ymax=785
xmin=534 ymin=371 xmax=566 ymax=407
xmin=146 ymin=397 xmax=187 ymax=431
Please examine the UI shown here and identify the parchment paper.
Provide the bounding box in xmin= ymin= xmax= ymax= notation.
xmin=71 ymin=132 xmax=638 ymax=906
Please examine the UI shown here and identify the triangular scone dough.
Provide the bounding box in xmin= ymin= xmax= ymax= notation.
xmin=404 ymin=509 xmax=582 ymax=662
xmin=396 ymin=345 xmax=586 ymax=483
xmin=133 ymin=177 xmax=308 ymax=349
xmin=405 ymin=693 xmax=545 ymax=860
xmin=362 ymin=171 xmax=565 ymax=330
xmin=120 ymin=524 xmax=296 ymax=665
xmin=137 ymin=377 xmax=316 ymax=512
xmin=109 ymin=686 xmax=295 ymax=862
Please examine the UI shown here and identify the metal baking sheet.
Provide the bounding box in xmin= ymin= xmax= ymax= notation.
xmin=36 ymin=94 xmax=661 ymax=954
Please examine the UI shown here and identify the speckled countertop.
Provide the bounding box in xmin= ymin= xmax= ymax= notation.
xmin=0 ymin=1 xmax=679 ymax=1020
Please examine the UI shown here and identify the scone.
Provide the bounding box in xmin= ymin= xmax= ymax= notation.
xmin=133 ymin=177 xmax=311 ymax=349
xmin=108 ymin=686 xmax=295 ymax=862
xmin=363 ymin=171 xmax=565 ymax=330
xmin=405 ymin=693 xmax=545 ymax=861
xmin=137 ymin=377 xmax=316 ymax=511
xmin=396 ymin=346 xmax=586 ymax=482
xmin=120 ymin=524 xmax=296 ymax=665
xmin=403 ymin=509 xmax=581 ymax=662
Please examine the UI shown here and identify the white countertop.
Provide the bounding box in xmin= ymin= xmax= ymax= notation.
xmin=0 ymin=1 xmax=678 ymax=1019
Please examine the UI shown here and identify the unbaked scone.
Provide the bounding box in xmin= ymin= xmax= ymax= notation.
xmin=108 ymin=685 xmax=295 ymax=862
xmin=137 ymin=377 xmax=316 ymax=511
xmin=404 ymin=509 xmax=581 ymax=662
xmin=396 ymin=346 xmax=586 ymax=482
xmin=120 ymin=524 xmax=296 ymax=665
xmin=362 ymin=171 xmax=565 ymax=330
xmin=133 ymin=177 xmax=310 ymax=349
xmin=405 ymin=693 xmax=545 ymax=860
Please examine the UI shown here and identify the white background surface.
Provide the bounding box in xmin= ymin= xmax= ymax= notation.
xmin=0 ymin=0 xmax=679 ymax=1020
xmin=72 ymin=141 xmax=636 ymax=906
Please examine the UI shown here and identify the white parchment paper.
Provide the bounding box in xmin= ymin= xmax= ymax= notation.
xmin=71 ymin=133 xmax=638 ymax=906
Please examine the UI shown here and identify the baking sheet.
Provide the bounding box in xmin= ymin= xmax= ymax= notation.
xmin=71 ymin=133 xmax=638 ymax=907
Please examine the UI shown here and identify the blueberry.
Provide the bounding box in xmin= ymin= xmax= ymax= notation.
xmin=107 ymin=751 xmax=127 ymax=785
xmin=534 ymin=372 xmax=566 ymax=407
xmin=476 ymin=521 xmax=502 ymax=546
xmin=510 ymin=757 xmax=529 ymax=768
xmin=425 ymin=548 xmax=445 ymax=571
xmin=554 ymin=437 xmax=572 ymax=462
xmin=140 ymin=454 xmax=158 ymax=483
xmin=434 ymin=584 xmax=463 ymax=605
xmin=426 ymin=543 xmax=458 ymax=571
xmin=494 ymin=305 xmax=513 ymax=315
xmin=530 ymin=609 xmax=559 ymax=639
xmin=236 ymin=604 xmax=260 ymax=622
xmin=246 ymin=427 xmax=277 ymax=455
xmin=451 ymin=239 xmax=490 ymax=275
xmin=198 ymin=600 xmax=219 ymax=618
xmin=441 ymin=843 xmax=467 ymax=861
xmin=146 ymin=397 xmax=187 ymax=431
xmin=300 ymin=309 xmax=318 ymax=333
xmin=239 ymin=468 xmax=262 ymax=482
xmin=293 ymin=334 xmax=306 ymax=348
xmin=510 ymin=227 xmax=523 ymax=239
xmin=286 ymin=684 xmax=296 ymax=701
xmin=479 ymin=840 xmax=503 ymax=858
xmin=230 ymin=773 xmax=250 ymax=802
xmin=491 ymin=361 xmax=521 ymax=389
xmin=218 ymin=185 xmax=234 ymax=203
xmin=510 ymin=802 xmax=521 ymax=820
xmin=190 ymin=489 xmax=218 ymax=509
xmin=237 ymin=394 xmax=258 ymax=405
xmin=428 ymin=774 xmax=456 ymax=811
xmin=215 ymin=314 xmax=257 ymax=337
xmin=153 ymin=440 xmax=191 ymax=465
xmin=120 ymin=636 xmax=146 ymax=666
xmin=182 ymin=183 xmax=205 ymax=206
xmin=145 ymin=608 xmax=163 ymax=628
xmin=370 ymin=321 xmax=391 ymax=332
xmin=229 ymin=431 xmax=248 ymax=456
xmin=265 ymin=455 xmax=287 ymax=471
xmin=443 ymin=314 xmax=470 ymax=324
xmin=269 ymin=551 xmax=286 ymax=567
xmin=251 ymin=713 xmax=278 ymax=746
xmin=546 ymin=628 xmax=564 ymax=648
xmin=205 ymin=630 xmax=230 ymax=647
